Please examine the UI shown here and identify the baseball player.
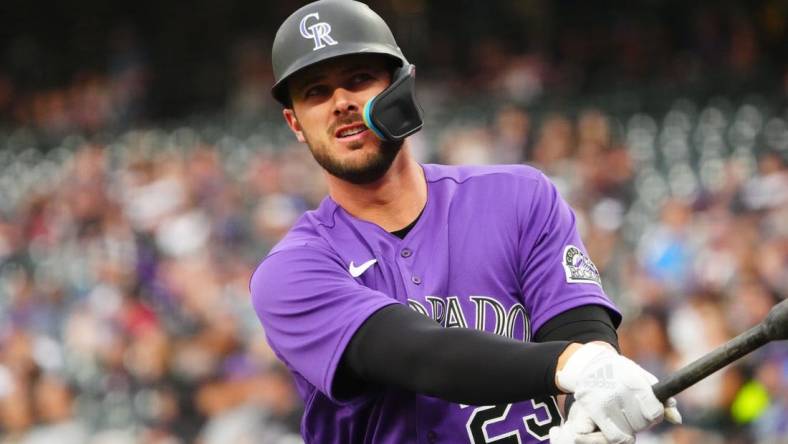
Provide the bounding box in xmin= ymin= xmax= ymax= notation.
xmin=250 ymin=1 xmax=681 ymax=443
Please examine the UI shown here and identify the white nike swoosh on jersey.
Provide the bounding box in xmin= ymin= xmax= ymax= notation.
xmin=348 ymin=259 xmax=377 ymax=277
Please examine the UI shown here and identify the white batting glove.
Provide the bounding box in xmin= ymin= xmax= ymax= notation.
xmin=556 ymin=343 xmax=682 ymax=444
xmin=549 ymin=403 xmax=610 ymax=444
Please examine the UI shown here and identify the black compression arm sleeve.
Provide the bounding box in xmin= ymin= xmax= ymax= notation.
xmin=533 ymin=304 xmax=620 ymax=350
xmin=336 ymin=304 xmax=570 ymax=405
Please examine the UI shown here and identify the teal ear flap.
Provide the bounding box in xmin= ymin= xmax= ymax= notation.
xmin=361 ymin=64 xmax=423 ymax=142
xmin=363 ymin=97 xmax=387 ymax=140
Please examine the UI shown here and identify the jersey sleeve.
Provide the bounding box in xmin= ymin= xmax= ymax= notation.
xmin=250 ymin=246 xmax=400 ymax=402
xmin=517 ymin=172 xmax=621 ymax=333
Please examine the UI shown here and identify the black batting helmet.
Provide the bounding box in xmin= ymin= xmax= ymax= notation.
xmin=271 ymin=0 xmax=408 ymax=106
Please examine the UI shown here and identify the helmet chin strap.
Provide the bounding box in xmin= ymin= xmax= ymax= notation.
xmin=362 ymin=64 xmax=424 ymax=142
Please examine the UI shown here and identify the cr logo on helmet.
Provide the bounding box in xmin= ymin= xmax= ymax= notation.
xmin=299 ymin=13 xmax=338 ymax=51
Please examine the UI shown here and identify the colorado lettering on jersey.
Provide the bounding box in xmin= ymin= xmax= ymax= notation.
xmin=408 ymin=296 xmax=531 ymax=342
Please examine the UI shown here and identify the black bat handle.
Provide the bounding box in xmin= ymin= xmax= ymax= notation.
xmin=651 ymin=298 xmax=788 ymax=402
xmin=651 ymin=323 xmax=769 ymax=401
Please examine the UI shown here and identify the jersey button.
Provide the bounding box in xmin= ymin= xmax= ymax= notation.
xmin=400 ymin=248 xmax=412 ymax=258
xmin=427 ymin=431 xmax=438 ymax=443
xmin=411 ymin=276 xmax=422 ymax=285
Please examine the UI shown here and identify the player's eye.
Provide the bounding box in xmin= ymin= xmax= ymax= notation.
xmin=303 ymin=85 xmax=329 ymax=99
xmin=349 ymin=72 xmax=374 ymax=86
xmin=353 ymin=72 xmax=373 ymax=82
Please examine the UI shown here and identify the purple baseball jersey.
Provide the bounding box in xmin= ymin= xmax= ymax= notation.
xmin=250 ymin=164 xmax=619 ymax=443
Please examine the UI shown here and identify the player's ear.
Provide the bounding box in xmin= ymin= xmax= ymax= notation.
xmin=283 ymin=108 xmax=306 ymax=143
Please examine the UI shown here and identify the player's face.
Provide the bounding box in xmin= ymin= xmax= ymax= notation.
xmin=283 ymin=54 xmax=402 ymax=184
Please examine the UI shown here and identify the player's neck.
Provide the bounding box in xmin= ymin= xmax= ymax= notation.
xmin=327 ymin=147 xmax=427 ymax=233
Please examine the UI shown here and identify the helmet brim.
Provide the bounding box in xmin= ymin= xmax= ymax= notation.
xmin=271 ymin=44 xmax=405 ymax=106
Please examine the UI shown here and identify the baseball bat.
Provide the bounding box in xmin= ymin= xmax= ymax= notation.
xmin=651 ymin=298 xmax=788 ymax=402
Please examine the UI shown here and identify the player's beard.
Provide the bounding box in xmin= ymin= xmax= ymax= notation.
xmin=304 ymin=117 xmax=403 ymax=185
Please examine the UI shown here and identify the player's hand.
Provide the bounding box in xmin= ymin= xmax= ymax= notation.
xmin=549 ymin=403 xmax=610 ymax=444
xmin=555 ymin=343 xmax=682 ymax=444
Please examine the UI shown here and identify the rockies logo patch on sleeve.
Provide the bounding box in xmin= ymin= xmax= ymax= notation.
xmin=562 ymin=245 xmax=602 ymax=286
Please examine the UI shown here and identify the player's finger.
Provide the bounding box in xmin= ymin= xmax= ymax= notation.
xmin=621 ymin=393 xmax=653 ymax=432
xmin=566 ymin=406 xmax=597 ymax=434
xmin=549 ymin=426 xmax=609 ymax=444
xmin=549 ymin=426 xmax=567 ymax=444
xmin=549 ymin=425 xmax=580 ymax=444
xmin=624 ymin=360 xmax=665 ymax=423
xmin=634 ymin=388 xmax=664 ymax=423
xmin=575 ymin=431 xmax=612 ymax=444
xmin=593 ymin=416 xmax=635 ymax=444
xmin=664 ymin=397 xmax=683 ymax=424
xmin=549 ymin=409 xmax=599 ymax=444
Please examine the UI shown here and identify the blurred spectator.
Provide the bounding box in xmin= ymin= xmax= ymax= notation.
xmin=22 ymin=374 xmax=88 ymax=444
xmin=637 ymin=198 xmax=695 ymax=298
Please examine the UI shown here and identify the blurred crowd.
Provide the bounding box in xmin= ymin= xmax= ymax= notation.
xmin=0 ymin=132 xmax=315 ymax=443
xmin=0 ymin=95 xmax=786 ymax=443
xmin=3 ymin=0 xmax=788 ymax=132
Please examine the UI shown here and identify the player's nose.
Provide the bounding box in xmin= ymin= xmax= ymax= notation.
xmin=332 ymin=88 xmax=359 ymax=116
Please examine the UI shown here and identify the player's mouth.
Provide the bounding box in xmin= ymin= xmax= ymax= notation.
xmin=334 ymin=122 xmax=369 ymax=143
